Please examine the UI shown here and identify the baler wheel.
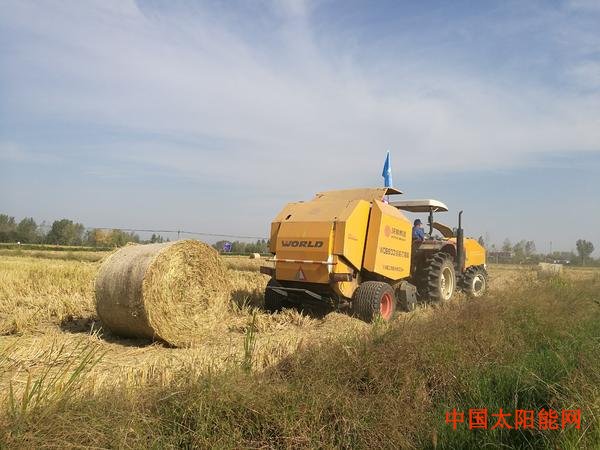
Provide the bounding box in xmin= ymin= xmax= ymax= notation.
xmin=352 ymin=281 xmax=396 ymax=323
xmin=264 ymin=278 xmax=286 ymax=312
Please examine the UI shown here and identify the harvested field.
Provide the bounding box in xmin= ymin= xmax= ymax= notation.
xmin=0 ymin=248 xmax=106 ymax=262
xmin=0 ymin=251 xmax=368 ymax=390
xmin=0 ymin=251 xmax=599 ymax=448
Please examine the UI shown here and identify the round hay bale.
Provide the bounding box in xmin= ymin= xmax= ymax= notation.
xmin=249 ymin=253 xmax=261 ymax=259
xmin=537 ymin=262 xmax=564 ymax=279
xmin=95 ymin=240 xmax=230 ymax=347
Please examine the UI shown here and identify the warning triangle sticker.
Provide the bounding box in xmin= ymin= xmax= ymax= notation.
xmin=296 ymin=267 xmax=306 ymax=281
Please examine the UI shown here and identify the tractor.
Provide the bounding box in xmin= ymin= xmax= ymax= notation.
xmin=259 ymin=187 xmax=487 ymax=322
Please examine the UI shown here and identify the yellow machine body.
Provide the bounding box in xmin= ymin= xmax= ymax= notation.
xmin=445 ymin=237 xmax=486 ymax=267
xmin=464 ymin=238 xmax=486 ymax=267
xmin=268 ymin=187 xmax=485 ymax=302
xmin=269 ymin=188 xmax=412 ymax=299
xmin=362 ymin=200 xmax=412 ymax=279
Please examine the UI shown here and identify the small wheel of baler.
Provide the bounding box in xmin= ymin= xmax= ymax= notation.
xmin=352 ymin=281 xmax=396 ymax=323
xmin=395 ymin=281 xmax=418 ymax=312
xmin=264 ymin=278 xmax=286 ymax=312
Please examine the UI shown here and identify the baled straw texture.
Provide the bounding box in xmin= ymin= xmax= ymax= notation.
xmin=95 ymin=240 xmax=230 ymax=347
xmin=537 ymin=262 xmax=564 ymax=279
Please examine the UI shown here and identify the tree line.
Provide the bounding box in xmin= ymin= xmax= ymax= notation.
xmin=1 ymin=213 xmax=596 ymax=262
xmin=213 ymin=239 xmax=269 ymax=254
xmin=480 ymin=236 xmax=596 ymax=266
xmin=0 ymin=214 xmax=166 ymax=247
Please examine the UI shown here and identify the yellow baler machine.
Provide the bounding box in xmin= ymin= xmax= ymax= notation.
xmin=261 ymin=188 xmax=487 ymax=322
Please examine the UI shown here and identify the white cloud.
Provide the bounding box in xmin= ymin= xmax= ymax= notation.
xmin=0 ymin=142 xmax=59 ymax=164
xmin=1 ymin=0 xmax=599 ymax=194
xmin=568 ymin=61 xmax=600 ymax=89
xmin=0 ymin=142 xmax=25 ymax=162
xmin=566 ymin=0 xmax=600 ymax=12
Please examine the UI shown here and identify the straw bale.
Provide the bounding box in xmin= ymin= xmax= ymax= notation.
xmin=537 ymin=262 xmax=564 ymax=279
xmin=95 ymin=240 xmax=229 ymax=346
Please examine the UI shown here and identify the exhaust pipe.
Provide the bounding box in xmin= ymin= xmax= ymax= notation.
xmin=456 ymin=210 xmax=465 ymax=273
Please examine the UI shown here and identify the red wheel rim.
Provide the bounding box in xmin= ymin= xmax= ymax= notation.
xmin=380 ymin=292 xmax=393 ymax=320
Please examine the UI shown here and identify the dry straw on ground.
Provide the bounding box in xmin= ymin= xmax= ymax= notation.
xmin=95 ymin=240 xmax=230 ymax=347
xmin=2 ymin=253 xmax=599 ymax=402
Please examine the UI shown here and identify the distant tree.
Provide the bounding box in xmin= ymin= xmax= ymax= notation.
xmin=45 ymin=219 xmax=85 ymax=245
xmin=0 ymin=214 xmax=17 ymax=242
xmin=243 ymin=239 xmax=269 ymax=254
xmin=550 ymin=251 xmax=577 ymax=263
xmin=524 ymin=240 xmax=536 ymax=257
xmin=477 ymin=236 xmax=485 ymax=248
xmin=231 ymin=241 xmax=246 ymax=253
xmin=16 ymin=217 xmax=38 ymax=243
xmin=149 ymin=233 xmax=164 ymax=244
xmin=484 ymin=232 xmax=491 ymax=247
xmin=576 ymin=239 xmax=594 ymax=265
xmin=258 ymin=239 xmax=268 ymax=253
xmin=513 ymin=240 xmax=526 ymax=262
xmin=502 ymin=238 xmax=512 ymax=252
xmin=108 ymin=229 xmax=140 ymax=247
xmin=213 ymin=240 xmax=227 ymax=251
xmin=86 ymin=229 xmax=112 ymax=247
xmin=212 ymin=239 xmax=268 ymax=254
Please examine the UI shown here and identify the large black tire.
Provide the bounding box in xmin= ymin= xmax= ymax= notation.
xmin=352 ymin=281 xmax=396 ymax=322
xmin=264 ymin=278 xmax=286 ymax=312
xmin=460 ymin=266 xmax=488 ymax=298
xmin=417 ymin=252 xmax=456 ymax=302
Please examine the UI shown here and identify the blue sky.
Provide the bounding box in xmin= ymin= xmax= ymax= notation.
xmin=1 ymin=0 xmax=599 ymax=254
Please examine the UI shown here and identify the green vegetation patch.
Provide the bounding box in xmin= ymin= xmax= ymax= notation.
xmin=1 ymin=279 xmax=599 ymax=449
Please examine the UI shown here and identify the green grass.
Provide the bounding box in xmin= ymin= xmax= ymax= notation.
xmin=7 ymin=341 xmax=104 ymax=426
xmin=1 ymin=278 xmax=599 ymax=448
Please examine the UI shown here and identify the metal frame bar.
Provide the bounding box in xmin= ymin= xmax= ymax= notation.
xmin=265 ymin=286 xmax=325 ymax=301
xmin=265 ymin=258 xmax=336 ymax=265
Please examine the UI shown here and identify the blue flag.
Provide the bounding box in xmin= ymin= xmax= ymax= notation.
xmin=382 ymin=151 xmax=393 ymax=187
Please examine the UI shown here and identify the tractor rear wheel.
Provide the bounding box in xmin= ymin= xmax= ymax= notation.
xmin=418 ymin=252 xmax=456 ymax=302
xmin=264 ymin=278 xmax=287 ymax=312
xmin=461 ymin=266 xmax=488 ymax=298
xmin=352 ymin=281 xmax=396 ymax=322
